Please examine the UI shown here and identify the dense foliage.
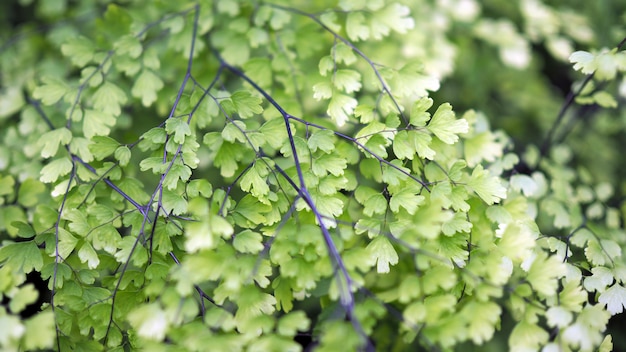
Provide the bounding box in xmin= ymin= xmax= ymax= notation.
xmin=1 ymin=0 xmax=625 ymax=351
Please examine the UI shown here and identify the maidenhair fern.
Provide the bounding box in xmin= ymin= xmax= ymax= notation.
xmin=0 ymin=1 xmax=625 ymax=351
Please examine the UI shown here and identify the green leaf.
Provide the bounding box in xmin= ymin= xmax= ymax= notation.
xmin=0 ymin=241 xmax=43 ymax=273
xmin=410 ymin=97 xmax=433 ymax=126
xmin=463 ymin=301 xmax=501 ymax=344
xmin=39 ymin=127 xmax=72 ymax=158
xmin=131 ymin=69 xmax=164 ymax=106
xmin=161 ymin=189 xmax=188 ymax=215
xmin=0 ymin=314 xmax=25 ymax=346
xmin=389 ymin=187 xmax=424 ymax=215
xmin=33 ymin=76 xmax=69 ymax=106
xmin=8 ymin=284 xmax=39 ymax=313
xmin=240 ymin=163 xmax=270 ymax=200
xmin=318 ymin=56 xmax=334 ymax=77
xmin=139 ymin=156 xmax=167 ymax=174
xmin=127 ymin=303 xmax=169 ymax=340
xmin=91 ymin=81 xmax=128 ymax=117
xmin=83 ymin=109 xmax=116 ymax=139
xmin=308 ymin=129 xmax=336 ymax=153
xmin=509 ymin=320 xmax=549 ymax=351
xmin=312 ymin=154 xmax=347 ymax=177
xmin=40 ymin=157 xmax=73 ymax=183
xmin=391 ymin=64 xmax=439 ymax=97
xmin=392 ymin=130 xmax=414 ymax=160
xmin=569 ymin=50 xmax=595 ymax=74
xmin=17 ymin=178 xmax=45 ymax=207
xmin=92 ymin=224 xmax=122 ymax=254
xmin=0 ymin=174 xmax=15 ymax=198
xmin=243 ymin=58 xmax=272 ymax=88
xmin=592 ymin=91 xmax=617 ymax=108
xmin=89 ymin=136 xmax=120 ymax=160
xmin=185 ymin=213 xmax=234 ymax=252
xmin=366 ymin=236 xmax=398 ymax=274
xmin=277 ymin=311 xmax=310 ymax=336
xmin=233 ymin=230 xmax=264 ymax=254
xmin=526 ymin=251 xmax=566 ymax=297
xmin=114 ymin=34 xmax=142 ymax=58
xmin=346 ymin=12 xmax=369 ymax=41
xmin=333 ymin=69 xmax=362 ymax=93
xmin=441 ymin=212 xmax=473 ymax=235
xmin=373 ymin=3 xmax=415 ymax=37
xmin=61 ymin=36 xmax=94 ymax=67
xmin=58 ymin=228 xmax=78 ymax=259
xmin=187 ymin=179 xmax=213 ymax=198
xmin=114 ymin=236 xmax=147 ymax=266
xmin=222 ymin=120 xmax=247 ymax=143
xmin=546 ymin=306 xmax=573 ymax=328
xmin=165 ymin=117 xmax=192 ymax=144
xmin=231 ymin=90 xmax=263 ymax=118
xmin=466 ymin=165 xmax=507 ymax=205
xmin=584 ymin=266 xmax=614 ymax=292
xmin=427 ymin=103 xmax=469 ymax=144
xmin=22 ymin=311 xmax=55 ymax=350
xmin=599 ymin=284 xmax=626 ymax=315
xmin=78 ymin=242 xmax=100 ymax=269
xmin=234 ymin=195 xmax=271 ymax=226
xmin=509 ymin=174 xmax=538 ymax=197
xmin=114 ymin=145 xmax=131 ymax=166
xmin=464 ymin=131 xmax=503 ymax=167
xmin=313 ymin=81 xmax=333 ymax=100
xmin=328 ymin=94 xmax=357 ymax=127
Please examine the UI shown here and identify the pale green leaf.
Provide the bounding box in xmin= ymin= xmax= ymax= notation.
xmin=0 ymin=314 xmax=25 ymax=344
xmin=332 ymin=42 xmax=357 ymax=65
xmin=366 ymin=236 xmax=398 ymax=274
xmin=233 ymin=230 xmax=264 ymax=254
xmin=165 ymin=117 xmax=191 ymax=144
xmin=17 ymin=179 xmax=45 ymax=207
xmin=598 ymin=284 xmax=626 ymax=315
xmin=327 ymin=94 xmax=357 ymax=127
xmin=40 ymin=157 xmax=73 ymax=183
xmin=61 ymin=36 xmax=94 ymax=67
xmin=318 ymin=56 xmax=334 ymax=76
xmin=509 ymin=320 xmax=549 ymax=351
xmin=346 ymin=12 xmax=369 ymax=41
xmin=22 ymin=311 xmax=55 ymax=350
xmin=38 ymin=128 xmax=72 ymax=159
xmin=410 ymin=97 xmax=433 ymax=126
xmin=389 ymin=188 xmax=424 ymax=215
xmin=277 ymin=311 xmax=310 ymax=337
xmin=131 ymin=69 xmax=164 ymax=106
xmin=333 ymin=69 xmax=362 ymax=93
xmin=127 ymin=303 xmax=169 ymax=340
xmin=83 ymin=109 xmax=116 ymax=139
xmin=33 ymin=77 xmax=68 ymax=105
xmin=427 ymin=103 xmax=469 ymax=144
xmin=8 ymin=284 xmax=38 ymax=314
xmin=313 ymin=82 xmax=333 ymax=100
xmin=161 ymin=189 xmax=188 ymax=215
xmin=510 ymin=174 xmax=538 ymax=197
xmin=114 ymin=35 xmax=142 ymax=58
xmin=569 ymin=50 xmax=595 ymax=74
xmin=466 ymin=165 xmax=507 ymax=205
xmin=78 ymin=242 xmax=100 ymax=269
xmin=114 ymin=145 xmax=131 ymax=166
xmin=91 ymin=81 xmax=127 ymax=117
xmin=308 ymin=129 xmax=335 ymax=153
xmin=592 ymin=91 xmax=618 ymax=108
xmin=243 ymin=58 xmax=272 ymax=87
xmin=545 ymin=306 xmax=573 ymax=328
